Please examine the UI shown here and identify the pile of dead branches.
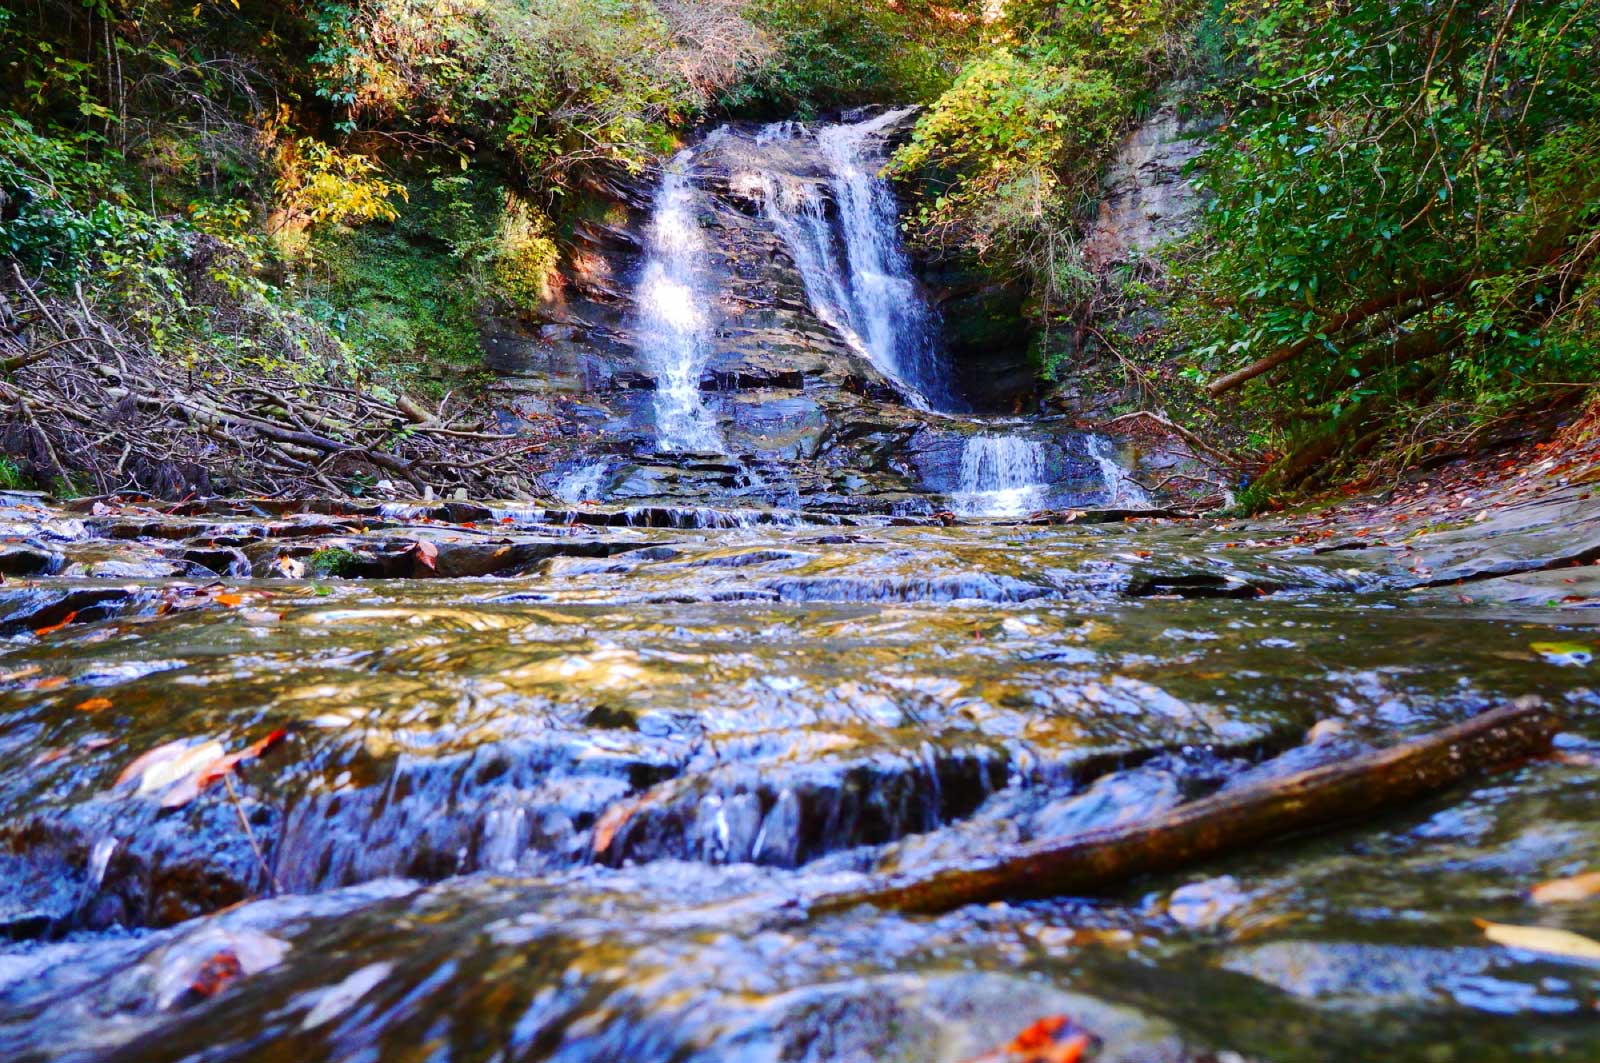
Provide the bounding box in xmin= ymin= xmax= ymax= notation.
xmin=0 ymin=263 xmax=551 ymax=501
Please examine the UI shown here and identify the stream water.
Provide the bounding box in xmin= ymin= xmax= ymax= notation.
xmin=2 ymin=112 xmax=1599 ymax=1063
xmin=635 ymin=146 xmax=726 ymax=455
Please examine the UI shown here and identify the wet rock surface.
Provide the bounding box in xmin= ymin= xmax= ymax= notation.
xmin=0 ymin=477 xmax=1596 ymax=1061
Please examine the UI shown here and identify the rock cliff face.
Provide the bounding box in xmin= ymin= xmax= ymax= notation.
xmin=1082 ymin=91 xmax=1207 ymax=274
xmin=484 ymin=111 xmax=1111 ymax=513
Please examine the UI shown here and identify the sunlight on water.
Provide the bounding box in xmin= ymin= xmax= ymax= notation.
xmin=758 ymin=110 xmax=951 ymax=411
xmin=635 ymin=148 xmax=724 ymax=453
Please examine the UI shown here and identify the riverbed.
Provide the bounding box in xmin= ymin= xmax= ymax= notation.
xmin=0 ymin=471 xmax=1596 ymax=1062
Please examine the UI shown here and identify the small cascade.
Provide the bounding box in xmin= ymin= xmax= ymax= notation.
xmin=954 ymin=434 xmax=1048 ymax=517
xmin=634 ymin=147 xmax=723 ymax=453
xmin=553 ymin=463 xmax=609 ymax=504
xmin=1087 ymin=434 xmax=1151 ymax=507
xmin=757 ymin=110 xmax=950 ymax=409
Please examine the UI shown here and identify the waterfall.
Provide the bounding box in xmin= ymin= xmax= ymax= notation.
xmin=634 ymin=147 xmax=723 ymax=453
xmin=757 ymin=110 xmax=949 ymax=410
xmin=1087 ymin=434 xmax=1151 ymax=507
xmin=954 ymin=434 xmax=1047 ymax=517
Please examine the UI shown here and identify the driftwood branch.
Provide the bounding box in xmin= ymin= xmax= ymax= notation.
xmin=810 ymin=700 xmax=1560 ymax=916
xmin=0 ymin=266 xmax=551 ymax=500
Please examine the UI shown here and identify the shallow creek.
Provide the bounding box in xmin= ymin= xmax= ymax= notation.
xmin=0 ymin=488 xmax=1595 ymax=1063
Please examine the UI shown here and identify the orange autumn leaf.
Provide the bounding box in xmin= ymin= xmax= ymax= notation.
xmin=214 ymin=593 xmax=244 ymax=607
xmin=411 ymin=540 xmax=439 ymax=570
xmin=592 ymin=797 xmax=644 ymax=856
xmin=1010 ymin=1017 xmax=1070 ymax=1053
xmin=34 ymin=611 xmax=78 ymax=637
xmin=75 ymin=696 xmax=114 ymax=713
xmin=1531 ymin=870 xmax=1600 ymax=905
xmin=961 ymin=1016 xmax=1096 ymax=1063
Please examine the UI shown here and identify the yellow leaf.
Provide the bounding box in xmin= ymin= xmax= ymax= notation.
xmin=1530 ymin=641 xmax=1593 ymax=666
xmin=1475 ymin=919 xmax=1600 ymax=961
xmin=1531 ymin=871 xmax=1600 ymax=905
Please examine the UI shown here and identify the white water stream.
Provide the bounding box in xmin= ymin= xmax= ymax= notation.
xmin=757 ymin=109 xmax=948 ymax=409
xmin=634 ymin=147 xmax=724 ymax=453
xmin=953 ymin=434 xmax=1048 ymax=517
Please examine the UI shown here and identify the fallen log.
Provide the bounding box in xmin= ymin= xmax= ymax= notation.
xmin=809 ymin=699 xmax=1560 ymax=916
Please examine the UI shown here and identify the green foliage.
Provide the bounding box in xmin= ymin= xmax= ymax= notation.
xmin=890 ymin=0 xmax=1198 ymax=369
xmin=1173 ymin=0 xmax=1600 ymax=471
xmin=308 ymin=546 xmax=363 ymax=577
xmin=307 ymin=0 xmax=762 ymax=184
xmin=720 ymin=0 xmax=970 ymax=118
xmin=0 ymin=456 xmax=28 ymax=492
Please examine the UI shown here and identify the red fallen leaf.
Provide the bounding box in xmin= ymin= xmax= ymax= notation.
xmin=191 ymin=728 xmax=289 ymax=792
xmin=961 ymin=1015 xmax=1096 ymax=1063
xmin=459 ymin=521 xmax=477 ymax=529
xmin=34 ymin=611 xmax=79 ymax=637
xmin=187 ymin=950 xmax=244 ymax=1000
xmin=75 ymin=697 xmax=114 ymax=713
xmin=1011 ymin=1017 xmax=1070 ymax=1053
xmin=411 ymin=540 xmax=439 ymax=570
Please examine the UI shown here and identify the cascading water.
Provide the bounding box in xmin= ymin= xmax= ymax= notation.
xmin=954 ymin=434 xmax=1048 ymax=517
xmin=634 ymin=147 xmax=724 ymax=453
xmin=621 ymin=114 xmax=1152 ymax=514
xmin=1087 ymin=434 xmax=1151 ymax=507
xmin=757 ymin=110 xmax=950 ymax=410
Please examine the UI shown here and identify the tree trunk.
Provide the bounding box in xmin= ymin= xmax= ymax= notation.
xmin=810 ymin=700 xmax=1560 ymax=916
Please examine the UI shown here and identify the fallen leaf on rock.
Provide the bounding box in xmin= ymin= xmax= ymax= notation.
xmin=961 ymin=1015 xmax=1097 ymax=1063
xmin=1530 ymin=641 xmax=1593 ymax=666
xmin=213 ymin=593 xmax=244 ymax=607
xmin=33 ymin=611 xmax=78 ymax=637
xmin=411 ymin=540 xmax=439 ymax=570
xmin=1476 ymin=919 xmax=1600 ymax=961
xmin=139 ymin=741 xmax=226 ymax=796
xmin=272 ymin=556 xmax=306 ymax=579
xmin=592 ymin=797 xmax=643 ymax=857
xmin=151 ymin=927 xmax=290 ymax=1011
xmin=191 ymin=728 xmax=289 ymax=791
xmin=187 ymin=951 xmax=243 ymax=1001
xmin=75 ymin=696 xmax=113 ymax=713
xmin=1531 ymin=871 xmax=1600 ymax=905
xmin=115 ymin=739 xmax=197 ymax=788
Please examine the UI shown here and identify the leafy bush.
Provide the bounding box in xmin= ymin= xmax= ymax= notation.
xmin=1172 ymin=0 xmax=1600 ymax=486
xmin=720 ymin=0 xmax=968 ymax=118
xmin=890 ymin=1 xmax=1197 ymax=335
